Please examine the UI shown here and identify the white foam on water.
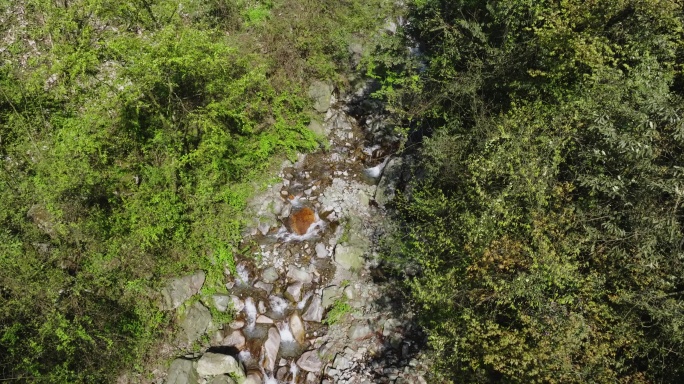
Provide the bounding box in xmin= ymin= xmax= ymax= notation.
xmin=238 ymin=350 xmax=252 ymax=365
xmin=244 ymin=297 xmax=257 ymax=329
xmin=297 ymin=292 xmax=312 ymax=310
xmin=276 ymin=214 xmax=327 ymax=243
xmin=263 ymin=377 xmax=278 ymax=384
xmin=363 ymin=156 xmax=390 ymax=179
xmin=277 ymin=321 xmax=294 ymax=343
xmin=269 ymin=295 xmax=289 ymax=315
xmin=236 ymin=263 xmax=250 ymax=285
xmin=289 ymin=361 xmax=299 ymax=384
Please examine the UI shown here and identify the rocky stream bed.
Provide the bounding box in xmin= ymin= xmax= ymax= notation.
xmin=161 ymin=79 xmax=427 ymax=384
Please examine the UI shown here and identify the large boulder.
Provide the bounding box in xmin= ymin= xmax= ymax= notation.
xmin=166 ymin=358 xmax=198 ymax=384
xmin=178 ymin=302 xmax=212 ymax=345
xmin=196 ymin=353 xmax=244 ymax=377
xmin=161 ymin=271 xmax=206 ymax=310
xmin=308 ymin=80 xmax=333 ymax=113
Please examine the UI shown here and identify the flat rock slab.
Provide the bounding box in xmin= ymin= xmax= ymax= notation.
xmin=348 ymin=321 xmax=373 ymax=341
xmin=297 ymin=350 xmax=323 ymax=372
xmin=166 ymin=358 xmax=198 ymax=384
xmin=161 ymin=271 xmax=206 ymax=310
xmin=334 ymin=244 xmax=364 ymax=271
xmin=197 ymin=353 xmax=243 ymax=377
xmin=222 ymin=330 xmax=245 ymax=349
xmin=287 ymin=266 xmax=312 ymax=283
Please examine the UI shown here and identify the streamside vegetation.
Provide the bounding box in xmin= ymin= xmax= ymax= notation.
xmin=374 ymin=0 xmax=684 ymax=382
xmin=0 ymin=0 xmax=390 ymax=382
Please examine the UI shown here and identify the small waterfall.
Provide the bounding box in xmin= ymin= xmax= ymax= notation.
xmin=289 ymin=361 xmax=299 ymax=384
xmin=244 ymin=297 xmax=257 ymax=330
xmin=236 ymin=264 xmax=250 ymax=285
xmin=297 ymin=292 xmax=312 ymax=310
xmin=278 ymin=321 xmax=294 ymax=343
xmin=269 ymin=295 xmax=289 ymax=317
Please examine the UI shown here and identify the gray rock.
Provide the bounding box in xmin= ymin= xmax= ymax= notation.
xmin=287 ymin=266 xmax=312 ymax=283
xmin=383 ymin=318 xmax=401 ymax=337
xmin=334 ymin=244 xmax=364 ymax=271
xmin=315 ymin=243 xmax=328 ymax=258
xmin=212 ymin=294 xmax=231 ymax=312
xmin=289 ymin=312 xmax=306 ymax=344
xmin=308 ymin=80 xmax=333 ymax=113
xmin=161 ymin=271 xmax=206 ymax=310
xmin=222 ymin=330 xmax=245 ymax=349
xmin=297 ymin=350 xmax=323 ymax=372
xmin=321 ymin=286 xmax=339 ymax=309
xmin=302 ymin=295 xmax=323 ymax=322
xmin=262 ymin=327 xmax=281 ymax=372
xmin=241 ymin=373 xmax=261 ymax=384
xmin=347 ymin=322 xmax=373 ymax=341
xmin=343 ymin=285 xmax=355 ymax=300
xmin=376 ymin=157 xmax=403 ymax=206
xmin=196 ymin=353 xmax=243 ymax=377
xmin=256 ymin=314 xmax=274 ymax=324
xmin=308 ymin=119 xmax=326 ymax=137
xmin=179 ymin=302 xmax=212 ymax=345
xmin=262 ymin=267 xmax=279 ymax=283
xmin=166 ymin=358 xmax=198 ymax=384
xmin=254 ymin=281 xmax=274 ymax=294
xmin=276 ymin=366 xmax=288 ymax=381
xmin=306 ymin=372 xmax=317 ymax=384
xmin=208 ymin=375 xmax=236 ymax=384
xmin=285 ymin=282 xmax=303 ymax=302
xmin=333 ymin=354 xmax=351 ymax=370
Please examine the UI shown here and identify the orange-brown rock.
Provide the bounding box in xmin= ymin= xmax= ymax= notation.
xmin=288 ymin=207 xmax=315 ymax=235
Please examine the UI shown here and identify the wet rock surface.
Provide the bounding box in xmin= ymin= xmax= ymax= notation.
xmin=162 ymin=74 xmax=427 ymax=383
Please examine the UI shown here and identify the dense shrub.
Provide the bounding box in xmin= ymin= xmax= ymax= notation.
xmin=376 ymin=0 xmax=684 ymax=382
xmin=0 ymin=0 xmax=390 ymax=381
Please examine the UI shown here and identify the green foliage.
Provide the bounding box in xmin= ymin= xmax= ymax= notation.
xmin=0 ymin=0 xmax=395 ymax=381
xmin=375 ymin=0 xmax=684 ymax=382
xmin=323 ymin=297 xmax=352 ymax=325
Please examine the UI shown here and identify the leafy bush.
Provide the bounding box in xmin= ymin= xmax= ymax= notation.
xmin=375 ymin=0 xmax=684 ymax=382
xmin=0 ymin=0 xmax=388 ymax=381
